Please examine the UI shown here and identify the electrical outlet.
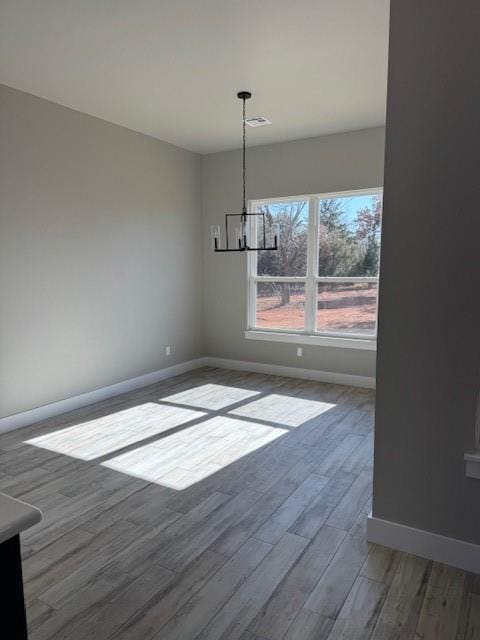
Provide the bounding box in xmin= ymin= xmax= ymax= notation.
xmin=166 ymin=346 xmax=171 ymax=356
xmin=297 ymin=347 xmax=303 ymax=357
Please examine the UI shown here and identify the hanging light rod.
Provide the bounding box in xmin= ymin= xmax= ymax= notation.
xmin=211 ymin=91 xmax=279 ymax=253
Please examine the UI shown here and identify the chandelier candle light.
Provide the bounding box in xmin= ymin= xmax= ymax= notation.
xmin=211 ymin=91 xmax=279 ymax=253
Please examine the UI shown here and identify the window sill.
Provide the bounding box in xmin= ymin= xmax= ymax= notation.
xmin=244 ymin=330 xmax=377 ymax=351
xmin=464 ymin=452 xmax=480 ymax=479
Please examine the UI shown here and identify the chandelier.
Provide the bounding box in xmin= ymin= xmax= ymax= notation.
xmin=211 ymin=91 xmax=279 ymax=253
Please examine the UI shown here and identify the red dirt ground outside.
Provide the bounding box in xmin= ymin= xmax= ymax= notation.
xmin=256 ymin=285 xmax=377 ymax=334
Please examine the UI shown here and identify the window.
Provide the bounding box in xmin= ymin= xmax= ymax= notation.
xmin=247 ymin=189 xmax=382 ymax=345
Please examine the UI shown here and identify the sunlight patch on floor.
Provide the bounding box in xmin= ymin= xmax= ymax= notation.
xmin=25 ymin=403 xmax=205 ymax=460
xmin=102 ymin=415 xmax=287 ymax=489
xmin=229 ymin=394 xmax=335 ymax=427
xmin=158 ymin=383 xmax=261 ymax=410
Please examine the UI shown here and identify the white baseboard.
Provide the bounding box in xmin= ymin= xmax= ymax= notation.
xmin=0 ymin=355 xmax=374 ymax=435
xmin=0 ymin=358 xmax=208 ymax=434
xmin=464 ymin=451 xmax=480 ymax=479
xmin=204 ymin=357 xmax=375 ymax=390
xmin=367 ymin=514 xmax=480 ymax=573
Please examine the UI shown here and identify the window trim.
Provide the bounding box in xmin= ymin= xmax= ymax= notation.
xmin=246 ymin=188 xmax=382 ymax=348
xmin=244 ymin=330 xmax=377 ymax=351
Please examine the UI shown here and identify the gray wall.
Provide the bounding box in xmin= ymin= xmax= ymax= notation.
xmin=373 ymin=0 xmax=480 ymax=544
xmin=202 ymin=127 xmax=385 ymax=378
xmin=0 ymin=85 xmax=203 ymax=418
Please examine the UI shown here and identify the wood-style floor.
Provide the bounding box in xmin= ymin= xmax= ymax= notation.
xmin=0 ymin=367 xmax=478 ymax=640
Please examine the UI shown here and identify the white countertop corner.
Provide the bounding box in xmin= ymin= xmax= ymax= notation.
xmin=0 ymin=492 xmax=42 ymax=545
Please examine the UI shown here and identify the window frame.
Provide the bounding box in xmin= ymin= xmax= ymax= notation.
xmin=246 ymin=187 xmax=382 ymax=349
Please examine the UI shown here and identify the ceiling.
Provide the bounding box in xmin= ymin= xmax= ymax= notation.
xmin=0 ymin=0 xmax=389 ymax=154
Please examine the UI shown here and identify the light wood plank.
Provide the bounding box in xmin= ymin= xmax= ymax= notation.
xmin=151 ymin=537 xmax=272 ymax=640
xmin=314 ymin=434 xmax=364 ymax=477
xmin=195 ymin=532 xmax=309 ymax=640
xmin=255 ymin=473 xmax=329 ymax=543
xmin=62 ymin=563 xmax=175 ymax=640
xmin=465 ymin=593 xmax=480 ymax=640
xmin=29 ymin=567 xmax=131 ymax=640
xmin=325 ymin=468 xmax=372 ymax=531
xmin=111 ymin=549 xmax=226 ymax=640
xmin=360 ymin=543 xmax=402 ymax=586
xmin=283 ymin=609 xmax=333 ymax=640
xmin=415 ymin=562 xmax=466 ymax=640
xmin=370 ymin=553 xmax=432 ymax=640
xmin=340 ymin=434 xmax=373 ymax=474
xmin=211 ymin=457 xmax=321 ymax=557
xmin=37 ymin=520 xmax=141 ymax=608
xmin=289 ymin=470 xmax=356 ymax=539
xmin=155 ymin=487 xmax=263 ymax=571
xmin=247 ymin=525 xmax=346 ymax=639
xmin=304 ymin=533 xmax=369 ymax=618
xmin=326 ymin=576 xmax=386 ymax=640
